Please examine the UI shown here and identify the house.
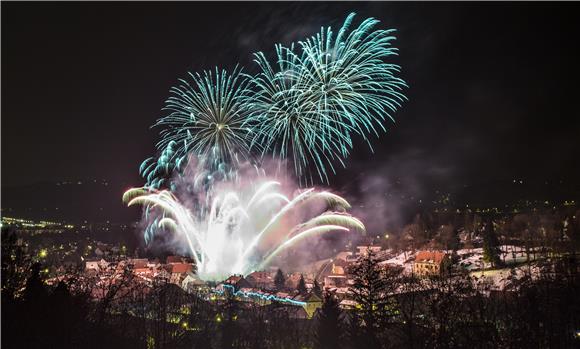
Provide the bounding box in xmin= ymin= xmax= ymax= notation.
xmin=147 ymin=258 xmax=160 ymax=268
xmin=322 ymin=259 xmax=349 ymax=288
xmin=246 ymin=271 xmax=274 ymax=289
xmin=317 ymin=258 xmax=349 ymax=281
xmin=167 ymin=263 xmax=193 ymax=285
xmin=330 ymin=261 xmax=347 ymax=275
xmin=97 ymin=258 xmax=110 ymax=270
xmin=339 ymin=299 xmax=358 ymax=310
xmin=293 ymin=292 xmax=322 ymax=319
xmin=128 ymin=258 xmax=149 ymax=269
xmin=85 ymin=258 xmax=110 ymax=272
xmin=413 ymin=251 xmax=449 ymax=276
xmin=324 ymin=274 xmax=348 ymax=288
xmin=85 ymin=260 xmax=100 ymax=271
xmin=357 ymin=245 xmax=382 ymax=256
xmin=181 ymin=272 xmax=206 ymax=292
xmin=155 ymin=269 xmax=171 ymax=283
xmin=133 ymin=266 xmax=150 ymax=275
xmin=223 ymin=274 xmax=253 ymax=291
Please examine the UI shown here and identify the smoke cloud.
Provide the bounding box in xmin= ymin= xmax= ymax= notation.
xmin=132 ymin=155 xmax=364 ymax=279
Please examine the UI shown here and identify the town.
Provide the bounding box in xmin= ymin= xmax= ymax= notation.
xmin=2 ymin=199 xmax=579 ymax=348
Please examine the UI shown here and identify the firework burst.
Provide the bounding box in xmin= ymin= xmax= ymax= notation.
xmin=154 ymin=66 xmax=254 ymax=176
xmin=246 ymin=13 xmax=407 ymax=184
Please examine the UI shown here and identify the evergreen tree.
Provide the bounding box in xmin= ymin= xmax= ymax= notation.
xmin=314 ymin=292 xmax=343 ymax=349
xmin=23 ymin=262 xmax=48 ymax=302
xmin=345 ymin=308 xmax=363 ymax=349
xmin=274 ymin=268 xmax=286 ymax=291
xmin=313 ymin=279 xmax=323 ymax=298
xmin=297 ymin=274 xmax=307 ymax=295
xmin=483 ymin=220 xmax=502 ymax=268
xmin=1 ymin=230 xmax=31 ymax=300
xmin=349 ymin=249 xmax=390 ymax=349
xmin=220 ymin=293 xmax=240 ymax=349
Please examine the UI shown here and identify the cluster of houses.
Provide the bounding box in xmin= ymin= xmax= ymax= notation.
xmin=83 ymin=246 xmax=451 ymax=318
xmin=214 ymin=274 xmax=323 ymax=318
xmin=84 ymin=256 xmax=196 ymax=287
xmin=209 ymin=246 xmax=450 ymax=318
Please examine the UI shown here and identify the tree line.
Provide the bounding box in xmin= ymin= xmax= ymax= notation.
xmin=2 ymin=229 xmax=579 ymax=349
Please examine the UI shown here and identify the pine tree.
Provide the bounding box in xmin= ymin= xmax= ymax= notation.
xmin=23 ymin=262 xmax=48 ymax=302
xmin=346 ymin=311 xmax=363 ymax=349
xmin=220 ymin=292 xmax=240 ymax=349
xmin=274 ymin=268 xmax=286 ymax=291
xmin=297 ymin=274 xmax=307 ymax=295
xmin=313 ymin=279 xmax=322 ymax=298
xmin=349 ymin=249 xmax=389 ymax=349
xmin=483 ymin=220 xmax=502 ymax=268
xmin=314 ymin=292 xmax=343 ymax=349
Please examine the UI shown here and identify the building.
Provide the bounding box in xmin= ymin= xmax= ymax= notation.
xmin=246 ymin=271 xmax=274 ymax=289
xmin=85 ymin=259 xmax=100 ymax=271
xmin=181 ymin=272 xmax=206 ymax=292
xmin=128 ymin=258 xmax=149 ymax=269
xmin=324 ymin=274 xmax=348 ymax=288
xmin=222 ymin=274 xmax=253 ymax=291
xmin=85 ymin=258 xmax=109 ymax=271
xmin=357 ymin=245 xmax=382 ymax=256
xmin=167 ymin=263 xmax=194 ymax=285
xmin=323 ymin=260 xmax=349 ymax=287
xmin=413 ymin=251 xmax=449 ymax=276
xmin=293 ymin=292 xmax=322 ymax=319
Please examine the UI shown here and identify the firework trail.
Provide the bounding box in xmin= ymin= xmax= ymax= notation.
xmin=124 ymin=178 xmax=364 ymax=281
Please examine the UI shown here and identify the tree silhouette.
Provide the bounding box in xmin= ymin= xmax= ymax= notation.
xmin=483 ymin=220 xmax=501 ymax=268
xmin=274 ymin=268 xmax=286 ymax=291
xmin=23 ymin=262 xmax=48 ymax=302
xmin=312 ymin=279 xmax=323 ymax=298
xmin=297 ymin=274 xmax=307 ymax=295
xmin=314 ymin=292 xmax=343 ymax=349
xmin=349 ymin=249 xmax=390 ymax=349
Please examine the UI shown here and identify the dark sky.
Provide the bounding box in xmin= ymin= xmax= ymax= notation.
xmin=3 ymin=2 xmax=580 ymax=191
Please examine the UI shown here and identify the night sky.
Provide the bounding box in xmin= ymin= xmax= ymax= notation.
xmin=3 ymin=2 xmax=580 ymax=194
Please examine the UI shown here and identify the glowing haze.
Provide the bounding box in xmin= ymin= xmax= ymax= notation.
xmin=124 ymin=161 xmax=364 ymax=281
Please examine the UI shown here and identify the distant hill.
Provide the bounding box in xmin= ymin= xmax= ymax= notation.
xmin=1 ymin=178 xmax=142 ymax=224
xmin=1 ymin=177 xmax=578 ymax=226
xmin=450 ymin=179 xmax=580 ymax=208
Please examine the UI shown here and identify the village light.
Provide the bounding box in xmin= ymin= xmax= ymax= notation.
xmin=38 ymin=249 xmax=48 ymax=258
